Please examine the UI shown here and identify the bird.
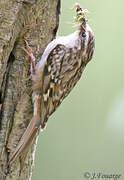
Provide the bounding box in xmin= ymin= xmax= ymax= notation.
xmin=9 ymin=3 xmax=95 ymax=163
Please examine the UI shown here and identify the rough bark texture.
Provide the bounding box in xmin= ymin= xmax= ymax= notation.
xmin=0 ymin=0 xmax=60 ymax=179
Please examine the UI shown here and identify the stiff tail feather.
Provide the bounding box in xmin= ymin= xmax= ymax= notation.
xmin=9 ymin=94 xmax=41 ymax=163
xmin=9 ymin=116 xmax=40 ymax=163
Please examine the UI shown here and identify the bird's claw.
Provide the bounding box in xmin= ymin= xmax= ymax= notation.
xmin=22 ymin=40 xmax=36 ymax=75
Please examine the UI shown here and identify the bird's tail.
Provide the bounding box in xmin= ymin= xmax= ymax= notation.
xmin=9 ymin=94 xmax=41 ymax=163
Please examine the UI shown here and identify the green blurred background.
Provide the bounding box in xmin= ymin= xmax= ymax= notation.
xmin=32 ymin=0 xmax=124 ymax=179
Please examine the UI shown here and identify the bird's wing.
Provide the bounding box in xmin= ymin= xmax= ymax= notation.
xmin=38 ymin=44 xmax=67 ymax=128
xmin=39 ymin=43 xmax=82 ymax=128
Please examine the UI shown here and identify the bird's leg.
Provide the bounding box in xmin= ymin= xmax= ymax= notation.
xmin=22 ymin=40 xmax=36 ymax=75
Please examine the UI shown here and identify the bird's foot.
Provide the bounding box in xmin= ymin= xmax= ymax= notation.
xmin=22 ymin=40 xmax=36 ymax=75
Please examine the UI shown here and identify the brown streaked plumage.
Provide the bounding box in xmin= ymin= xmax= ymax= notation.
xmin=9 ymin=5 xmax=95 ymax=163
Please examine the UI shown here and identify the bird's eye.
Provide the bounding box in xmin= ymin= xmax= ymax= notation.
xmin=82 ymin=32 xmax=86 ymax=38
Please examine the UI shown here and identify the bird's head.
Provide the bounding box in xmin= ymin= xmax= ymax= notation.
xmin=73 ymin=3 xmax=95 ymax=62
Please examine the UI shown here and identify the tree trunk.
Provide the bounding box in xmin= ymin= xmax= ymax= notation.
xmin=0 ymin=0 xmax=60 ymax=179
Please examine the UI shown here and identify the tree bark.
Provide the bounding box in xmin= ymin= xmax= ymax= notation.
xmin=0 ymin=0 xmax=60 ymax=179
